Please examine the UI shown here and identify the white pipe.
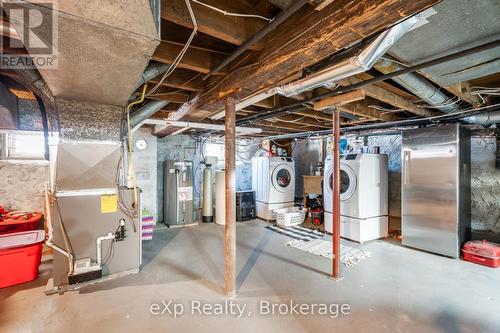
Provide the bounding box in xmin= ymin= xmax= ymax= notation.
xmin=44 ymin=184 xmax=74 ymax=268
xmin=148 ymin=119 xmax=263 ymax=135
xmin=96 ymin=233 xmax=115 ymax=266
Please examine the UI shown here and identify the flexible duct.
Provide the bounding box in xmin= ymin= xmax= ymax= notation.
xmin=134 ymin=62 xmax=170 ymax=90
xmin=129 ymin=100 xmax=168 ymax=128
xmin=277 ymin=10 xmax=434 ymax=97
xmin=374 ymin=58 xmax=458 ymax=113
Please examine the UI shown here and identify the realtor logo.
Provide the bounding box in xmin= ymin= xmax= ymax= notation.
xmin=0 ymin=0 xmax=58 ymax=69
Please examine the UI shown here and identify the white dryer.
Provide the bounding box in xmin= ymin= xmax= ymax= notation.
xmin=323 ymin=153 xmax=388 ymax=242
xmin=252 ymin=156 xmax=295 ymax=220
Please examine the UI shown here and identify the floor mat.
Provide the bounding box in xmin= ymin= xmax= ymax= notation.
xmin=265 ymin=224 xmax=370 ymax=267
xmin=265 ymin=224 xmax=325 ymax=241
xmin=286 ymin=238 xmax=371 ymax=267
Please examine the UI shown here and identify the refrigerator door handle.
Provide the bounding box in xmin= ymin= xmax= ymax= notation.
xmin=403 ymin=150 xmax=411 ymax=185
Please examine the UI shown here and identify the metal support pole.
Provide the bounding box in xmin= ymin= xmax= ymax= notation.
xmin=332 ymin=109 xmax=341 ymax=279
xmin=225 ymin=97 xmax=237 ymax=297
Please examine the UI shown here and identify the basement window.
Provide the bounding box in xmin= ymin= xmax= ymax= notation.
xmin=0 ymin=131 xmax=53 ymax=161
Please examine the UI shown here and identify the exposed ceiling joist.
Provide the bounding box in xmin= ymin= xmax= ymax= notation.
xmin=161 ymin=0 xmax=267 ymax=49
xmin=171 ymin=0 xmax=439 ymax=121
xmin=313 ymin=89 xmax=366 ymax=110
xmin=148 ymin=69 xmax=205 ymax=92
xmin=339 ymin=77 xmax=433 ymax=117
xmin=152 ymin=41 xmax=225 ymax=74
xmin=337 ymin=101 xmax=401 ymax=122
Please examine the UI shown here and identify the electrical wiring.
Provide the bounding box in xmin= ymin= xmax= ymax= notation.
xmin=148 ymin=0 xmax=198 ymax=96
xmin=191 ymin=0 xmax=272 ymax=22
xmin=126 ymin=84 xmax=148 ymax=216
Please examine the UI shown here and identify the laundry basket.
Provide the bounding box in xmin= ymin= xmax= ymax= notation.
xmin=274 ymin=207 xmax=307 ymax=227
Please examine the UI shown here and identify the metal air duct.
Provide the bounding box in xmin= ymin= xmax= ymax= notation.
xmin=277 ymin=9 xmax=435 ymax=97
xmin=463 ymin=111 xmax=500 ymax=125
xmin=130 ymin=100 xmax=169 ymax=128
xmin=374 ymin=58 xmax=458 ymax=113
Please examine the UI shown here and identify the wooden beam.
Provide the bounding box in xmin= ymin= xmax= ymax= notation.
xmin=337 ymin=101 xmax=401 ymax=122
xmin=295 ymin=109 xmax=333 ymax=122
xmin=162 ymin=0 xmax=267 ymax=49
xmin=355 ymin=72 xmax=418 ymax=101
xmin=147 ymin=92 xmax=190 ymax=104
xmin=161 ymin=20 xmax=236 ymax=55
xmin=148 ymin=69 xmax=205 ymax=92
xmin=261 ymin=119 xmax=324 ymax=131
xmin=313 ymin=89 xmax=365 ymax=110
xmin=362 ymin=84 xmax=432 ymax=117
xmin=171 ymin=0 xmax=439 ymax=120
xmin=152 ymin=42 xmax=225 ymax=74
xmin=338 ymin=76 xmax=433 ymax=117
xmin=274 ymin=114 xmax=332 ymax=128
xmin=225 ymin=97 xmax=236 ymax=298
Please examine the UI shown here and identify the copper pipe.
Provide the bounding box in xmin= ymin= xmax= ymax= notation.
xmin=332 ymin=109 xmax=341 ymax=279
xmin=225 ymin=97 xmax=237 ymax=297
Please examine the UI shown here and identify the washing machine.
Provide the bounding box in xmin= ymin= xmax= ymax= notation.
xmin=324 ymin=153 xmax=388 ymax=242
xmin=252 ymin=156 xmax=295 ymax=220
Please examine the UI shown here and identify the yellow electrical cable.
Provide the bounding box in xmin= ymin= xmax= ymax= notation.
xmin=126 ymin=84 xmax=148 ymax=213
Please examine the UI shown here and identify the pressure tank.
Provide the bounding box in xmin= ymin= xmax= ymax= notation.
xmin=202 ymin=164 xmax=213 ymax=223
xmin=215 ymin=170 xmax=225 ymax=225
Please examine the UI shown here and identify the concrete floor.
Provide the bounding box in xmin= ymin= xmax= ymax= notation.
xmin=1 ymin=219 xmax=499 ymax=332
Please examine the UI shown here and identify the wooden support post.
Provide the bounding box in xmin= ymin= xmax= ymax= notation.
xmin=332 ymin=109 xmax=341 ymax=279
xmin=225 ymin=97 xmax=236 ymax=297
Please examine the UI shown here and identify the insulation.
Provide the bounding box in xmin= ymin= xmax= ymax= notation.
xmin=6 ymin=1 xmax=160 ymax=106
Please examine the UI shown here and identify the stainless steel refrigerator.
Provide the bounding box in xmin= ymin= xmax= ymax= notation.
xmin=402 ymin=124 xmax=471 ymax=258
xmin=163 ymin=160 xmax=194 ymax=226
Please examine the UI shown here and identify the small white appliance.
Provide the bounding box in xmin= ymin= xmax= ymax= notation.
xmin=323 ymin=153 xmax=388 ymax=243
xmin=252 ymin=156 xmax=295 ymax=220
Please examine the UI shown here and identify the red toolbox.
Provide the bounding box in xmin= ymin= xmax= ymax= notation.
xmin=0 ymin=242 xmax=43 ymax=288
xmin=462 ymin=240 xmax=500 ymax=268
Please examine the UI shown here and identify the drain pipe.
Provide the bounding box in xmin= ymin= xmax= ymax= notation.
xmin=204 ymin=0 xmax=309 ymax=80
xmin=374 ymin=57 xmax=458 ymax=113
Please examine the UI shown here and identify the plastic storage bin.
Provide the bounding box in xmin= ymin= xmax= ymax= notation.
xmin=0 ymin=242 xmax=43 ymax=288
xmin=462 ymin=240 xmax=500 ymax=268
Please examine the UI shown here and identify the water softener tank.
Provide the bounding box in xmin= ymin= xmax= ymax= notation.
xmin=202 ymin=164 xmax=213 ymax=223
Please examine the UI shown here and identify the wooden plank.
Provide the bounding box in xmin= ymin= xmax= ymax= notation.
xmin=257 ymin=120 xmax=320 ymax=132
xmin=339 ymin=76 xmax=433 ymax=117
xmin=162 ymin=0 xmax=267 ymax=49
xmin=148 ymin=69 xmax=205 ymax=92
xmin=146 ymin=92 xmax=190 ymax=103
xmin=337 ymin=101 xmax=401 ymax=122
xmin=362 ymin=84 xmax=432 ymax=117
xmin=225 ymin=97 xmax=236 ymax=298
xmin=161 ymin=20 xmax=236 ymax=55
xmin=274 ymin=114 xmax=332 ymax=128
xmin=295 ymin=109 xmax=333 ymax=122
xmin=355 ymin=72 xmax=418 ymax=101
xmin=171 ymin=0 xmax=439 ymax=120
xmin=313 ymin=89 xmax=365 ymax=110
xmin=152 ymin=42 xmax=225 ymax=74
